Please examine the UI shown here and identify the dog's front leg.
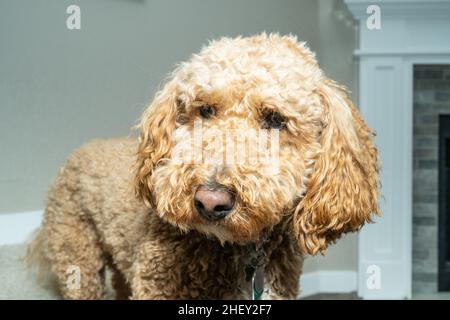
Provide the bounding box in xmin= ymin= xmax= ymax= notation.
xmin=130 ymin=239 xmax=181 ymax=299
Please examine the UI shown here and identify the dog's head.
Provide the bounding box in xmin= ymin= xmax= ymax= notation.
xmin=134 ymin=34 xmax=380 ymax=254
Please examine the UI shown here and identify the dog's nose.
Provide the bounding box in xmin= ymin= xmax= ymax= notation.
xmin=194 ymin=186 xmax=235 ymax=221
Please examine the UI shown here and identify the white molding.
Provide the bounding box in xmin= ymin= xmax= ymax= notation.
xmin=354 ymin=50 xmax=450 ymax=57
xmin=299 ymin=271 xmax=357 ymax=298
xmin=345 ymin=0 xmax=450 ymax=20
xmin=0 ymin=210 xmax=43 ymax=245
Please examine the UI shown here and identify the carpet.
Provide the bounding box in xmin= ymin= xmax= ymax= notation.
xmin=0 ymin=244 xmax=58 ymax=299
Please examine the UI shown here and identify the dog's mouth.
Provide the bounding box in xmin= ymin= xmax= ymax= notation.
xmin=151 ymin=165 xmax=292 ymax=244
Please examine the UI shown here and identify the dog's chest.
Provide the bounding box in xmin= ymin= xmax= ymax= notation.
xmin=173 ymin=238 xmax=255 ymax=299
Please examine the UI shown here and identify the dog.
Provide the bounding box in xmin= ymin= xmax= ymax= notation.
xmin=27 ymin=33 xmax=380 ymax=299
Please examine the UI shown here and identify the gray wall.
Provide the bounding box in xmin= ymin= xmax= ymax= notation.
xmin=303 ymin=0 xmax=359 ymax=273
xmin=0 ymin=0 xmax=320 ymax=213
xmin=0 ymin=0 xmax=357 ymax=272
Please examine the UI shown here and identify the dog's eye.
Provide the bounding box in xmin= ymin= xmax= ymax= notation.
xmin=199 ymin=104 xmax=216 ymax=119
xmin=262 ymin=111 xmax=286 ymax=129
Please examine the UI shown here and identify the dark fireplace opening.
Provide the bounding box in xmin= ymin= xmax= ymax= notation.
xmin=439 ymin=115 xmax=450 ymax=291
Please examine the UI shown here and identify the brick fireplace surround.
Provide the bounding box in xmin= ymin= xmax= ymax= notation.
xmin=413 ymin=65 xmax=450 ymax=293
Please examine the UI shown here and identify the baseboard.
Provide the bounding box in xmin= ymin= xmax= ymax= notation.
xmin=0 ymin=210 xmax=357 ymax=298
xmin=0 ymin=210 xmax=43 ymax=245
xmin=299 ymin=271 xmax=358 ymax=298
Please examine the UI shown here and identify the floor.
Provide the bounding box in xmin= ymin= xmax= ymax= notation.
xmin=1 ymin=244 xmax=449 ymax=300
xmin=412 ymin=292 xmax=450 ymax=300
xmin=300 ymin=292 xmax=360 ymax=300
xmin=0 ymin=244 xmax=58 ymax=299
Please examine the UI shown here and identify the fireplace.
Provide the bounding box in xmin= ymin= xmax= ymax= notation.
xmin=344 ymin=0 xmax=450 ymax=298
xmin=439 ymin=114 xmax=450 ymax=291
xmin=413 ymin=65 xmax=450 ymax=293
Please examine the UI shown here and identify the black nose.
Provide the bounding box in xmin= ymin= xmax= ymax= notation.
xmin=194 ymin=185 xmax=235 ymax=221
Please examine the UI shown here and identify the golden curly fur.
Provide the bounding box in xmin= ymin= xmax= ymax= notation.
xmin=27 ymin=33 xmax=380 ymax=299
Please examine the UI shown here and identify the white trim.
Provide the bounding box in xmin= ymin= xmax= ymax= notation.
xmin=345 ymin=0 xmax=450 ymax=20
xmin=354 ymin=50 xmax=450 ymax=57
xmin=299 ymin=271 xmax=357 ymax=298
xmin=0 ymin=210 xmax=43 ymax=245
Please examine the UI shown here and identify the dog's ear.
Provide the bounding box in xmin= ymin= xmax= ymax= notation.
xmin=134 ymin=82 xmax=178 ymax=207
xmin=293 ymin=79 xmax=380 ymax=255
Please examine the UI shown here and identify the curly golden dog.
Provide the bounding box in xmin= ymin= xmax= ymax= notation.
xmin=27 ymin=33 xmax=380 ymax=300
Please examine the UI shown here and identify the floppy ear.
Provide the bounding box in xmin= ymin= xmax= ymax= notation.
xmin=134 ymin=82 xmax=178 ymax=207
xmin=293 ymin=79 xmax=380 ymax=255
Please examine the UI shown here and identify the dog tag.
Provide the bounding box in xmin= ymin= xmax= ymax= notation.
xmin=252 ymin=267 xmax=264 ymax=300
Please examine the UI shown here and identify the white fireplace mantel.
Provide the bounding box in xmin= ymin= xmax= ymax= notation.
xmin=346 ymin=0 xmax=450 ymax=19
xmin=344 ymin=0 xmax=450 ymax=299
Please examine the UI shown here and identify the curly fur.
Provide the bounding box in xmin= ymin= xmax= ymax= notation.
xmin=27 ymin=33 xmax=380 ymax=299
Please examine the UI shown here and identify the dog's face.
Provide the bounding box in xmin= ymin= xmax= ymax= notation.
xmin=135 ymin=34 xmax=380 ymax=254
